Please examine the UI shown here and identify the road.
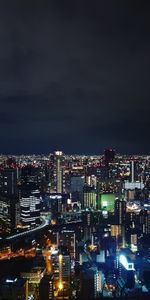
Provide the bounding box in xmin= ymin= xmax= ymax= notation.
xmin=0 ymin=247 xmax=36 ymax=261
xmin=5 ymin=217 xmax=49 ymax=241
xmin=0 ymin=218 xmax=82 ymax=243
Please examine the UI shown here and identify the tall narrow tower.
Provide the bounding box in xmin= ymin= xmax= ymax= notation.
xmin=55 ymin=151 xmax=63 ymax=193
xmin=131 ymin=160 xmax=134 ymax=183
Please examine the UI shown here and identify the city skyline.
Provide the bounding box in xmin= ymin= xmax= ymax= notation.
xmin=0 ymin=147 xmax=150 ymax=298
xmin=0 ymin=1 xmax=150 ymax=155
xmin=1 ymin=150 xmax=150 ymax=156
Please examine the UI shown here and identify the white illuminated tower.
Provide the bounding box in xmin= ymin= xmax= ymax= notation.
xmin=131 ymin=160 xmax=134 ymax=183
xmin=55 ymin=151 xmax=63 ymax=194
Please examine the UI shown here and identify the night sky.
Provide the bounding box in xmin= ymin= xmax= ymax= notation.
xmin=0 ymin=1 xmax=150 ymax=155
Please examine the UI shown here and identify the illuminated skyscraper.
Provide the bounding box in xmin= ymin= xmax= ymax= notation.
xmin=55 ymin=151 xmax=63 ymax=193
xmin=114 ymin=199 xmax=126 ymax=225
xmin=114 ymin=199 xmax=126 ymax=247
xmin=139 ymin=209 xmax=150 ymax=235
xmin=80 ymin=267 xmax=104 ymax=299
xmin=0 ymin=195 xmax=20 ymax=234
xmin=82 ymin=185 xmax=97 ymax=209
xmin=51 ymin=249 xmax=71 ymax=299
xmin=0 ymin=168 xmax=20 ymax=196
xmin=20 ymin=195 xmax=40 ymax=228
xmin=58 ymin=230 xmax=76 ymax=259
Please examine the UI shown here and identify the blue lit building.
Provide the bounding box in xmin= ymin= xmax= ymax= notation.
xmin=119 ymin=254 xmax=135 ymax=289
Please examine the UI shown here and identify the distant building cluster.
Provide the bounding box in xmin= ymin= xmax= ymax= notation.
xmin=0 ymin=150 xmax=150 ymax=299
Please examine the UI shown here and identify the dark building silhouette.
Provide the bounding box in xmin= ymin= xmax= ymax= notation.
xmin=104 ymin=148 xmax=115 ymax=166
xmin=39 ymin=274 xmax=54 ymax=300
xmin=0 ymin=277 xmax=26 ymax=300
xmin=0 ymin=168 xmax=20 ymax=196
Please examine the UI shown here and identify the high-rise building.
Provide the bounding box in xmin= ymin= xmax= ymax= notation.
xmin=119 ymin=254 xmax=135 ymax=289
xmin=44 ymin=193 xmax=70 ymax=219
xmin=39 ymin=274 xmax=54 ymax=300
xmin=51 ymin=249 xmax=71 ymax=299
xmin=111 ymin=225 xmax=122 ymax=237
xmin=58 ymin=230 xmax=76 ymax=259
xmin=114 ymin=199 xmax=126 ymax=248
xmin=0 ymin=195 xmax=20 ymax=234
xmin=114 ymin=199 xmax=126 ymax=225
xmin=82 ymin=185 xmax=97 ymax=209
xmin=0 ymin=168 xmax=20 ymax=196
xmin=21 ymin=267 xmax=45 ymax=300
xmin=85 ymin=175 xmax=97 ymax=188
xmin=80 ymin=267 xmax=104 ymax=299
xmin=139 ymin=209 xmax=150 ymax=235
xmin=97 ymin=193 xmax=115 ymax=212
xmin=54 ymin=151 xmax=63 ymax=194
xmin=20 ymin=195 xmax=41 ymax=228
xmin=82 ymin=211 xmax=94 ymax=241
xmin=104 ymin=148 xmax=115 ymax=166
xmin=71 ymin=176 xmax=84 ymax=193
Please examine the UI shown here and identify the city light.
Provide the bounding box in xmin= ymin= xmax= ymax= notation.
xmin=6 ymin=278 xmax=17 ymax=283
xmin=0 ymin=151 xmax=150 ymax=299
xmin=59 ymin=254 xmax=63 ymax=262
xmin=119 ymin=254 xmax=135 ymax=270
xmin=58 ymin=281 xmax=63 ymax=291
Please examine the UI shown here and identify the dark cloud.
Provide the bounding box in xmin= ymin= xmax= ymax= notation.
xmin=0 ymin=0 xmax=150 ymax=154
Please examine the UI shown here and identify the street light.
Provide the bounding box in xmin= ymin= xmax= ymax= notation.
xmin=58 ymin=281 xmax=64 ymax=300
xmin=58 ymin=281 xmax=63 ymax=291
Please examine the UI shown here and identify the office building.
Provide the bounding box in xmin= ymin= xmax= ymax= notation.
xmin=45 ymin=193 xmax=70 ymax=218
xmin=114 ymin=199 xmax=126 ymax=225
xmin=39 ymin=274 xmax=54 ymax=300
xmin=85 ymin=175 xmax=97 ymax=188
xmin=111 ymin=225 xmax=122 ymax=237
xmin=58 ymin=230 xmax=76 ymax=259
xmin=0 ymin=194 xmax=20 ymax=234
xmin=82 ymin=211 xmax=94 ymax=241
xmin=139 ymin=209 xmax=150 ymax=235
xmin=119 ymin=254 xmax=135 ymax=289
xmin=20 ymin=195 xmax=41 ymax=228
xmin=97 ymin=193 xmax=115 ymax=212
xmin=71 ymin=176 xmax=84 ymax=193
xmin=82 ymin=185 xmax=97 ymax=209
xmin=0 ymin=168 xmax=20 ymax=196
xmin=104 ymin=148 xmax=115 ymax=166
xmin=54 ymin=151 xmax=63 ymax=194
xmin=0 ymin=277 xmax=26 ymax=300
xmin=21 ymin=267 xmax=45 ymax=300
xmin=80 ymin=267 xmax=104 ymax=299
xmin=51 ymin=249 xmax=71 ymax=299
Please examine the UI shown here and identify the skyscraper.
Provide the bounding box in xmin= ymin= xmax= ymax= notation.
xmin=80 ymin=267 xmax=104 ymax=299
xmin=82 ymin=185 xmax=97 ymax=209
xmin=51 ymin=249 xmax=71 ymax=299
xmin=114 ymin=199 xmax=126 ymax=225
xmin=114 ymin=199 xmax=126 ymax=247
xmin=104 ymin=148 xmax=115 ymax=166
xmin=58 ymin=230 xmax=76 ymax=259
xmin=0 ymin=194 xmax=20 ymax=234
xmin=39 ymin=274 xmax=54 ymax=300
xmin=0 ymin=168 xmax=20 ymax=196
xmin=55 ymin=151 xmax=63 ymax=193
xmin=20 ymin=195 xmax=41 ymax=228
